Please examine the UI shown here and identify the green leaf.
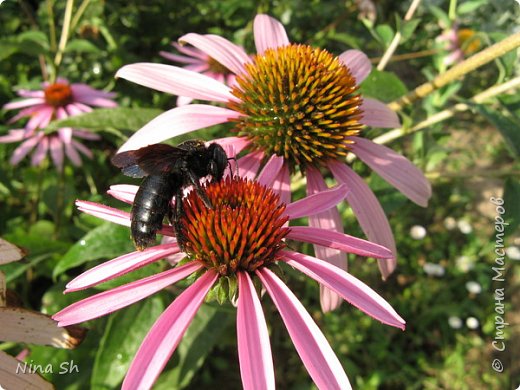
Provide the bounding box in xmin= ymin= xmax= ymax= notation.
xmin=91 ymin=296 xmax=165 ymax=389
xmin=65 ymin=39 xmax=101 ymax=54
xmin=359 ymin=70 xmax=407 ymax=102
xmin=53 ymin=222 xmax=134 ymax=278
xmin=457 ymin=0 xmax=488 ymax=14
xmin=44 ymin=107 xmax=164 ymax=133
xmin=154 ymin=304 xmax=233 ymax=389
xmin=502 ymin=178 xmax=520 ymax=235
xmin=0 ymin=31 xmax=50 ymax=61
xmin=400 ymin=19 xmax=421 ymax=43
xmin=474 ymin=104 xmax=520 ymax=158
xmin=428 ymin=5 xmax=450 ymax=28
xmin=374 ymin=24 xmax=394 ymax=47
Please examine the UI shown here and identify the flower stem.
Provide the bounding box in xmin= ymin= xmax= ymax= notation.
xmin=20 ymin=0 xmax=49 ymax=81
xmin=370 ymin=49 xmax=439 ymax=64
xmin=376 ymin=0 xmax=422 ymax=71
xmin=388 ymin=32 xmax=520 ymax=111
xmin=448 ymin=0 xmax=458 ymax=21
xmin=0 ymin=271 xmax=6 ymax=307
xmin=70 ymin=0 xmax=92 ymax=33
xmin=53 ymin=0 xmax=74 ymax=75
xmin=372 ymin=76 xmax=520 ymax=146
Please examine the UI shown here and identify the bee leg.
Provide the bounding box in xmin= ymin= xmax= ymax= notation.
xmin=185 ymin=167 xmax=213 ymax=209
xmin=172 ymin=191 xmax=187 ymax=251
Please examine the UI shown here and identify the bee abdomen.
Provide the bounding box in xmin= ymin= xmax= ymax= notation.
xmin=131 ymin=175 xmax=178 ymax=250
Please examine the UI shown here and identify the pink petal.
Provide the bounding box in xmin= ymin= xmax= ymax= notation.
xmin=72 ymin=129 xmax=100 ymax=140
xmin=16 ymin=89 xmax=45 ymax=98
xmin=271 ymin=162 xmax=291 ymax=204
xmin=64 ymin=141 xmax=82 ymax=166
xmin=76 ymin=200 xmax=131 ymax=227
xmin=107 ymin=184 xmax=138 ymax=204
xmin=26 ymin=106 xmax=54 ymax=131
xmin=10 ymin=134 xmax=41 ymax=165
xmin=287 ymin=226 xmax=393 ymax=259
xmin=256 ymin=268 xmax=351 ymax=390
xmin=329 ymin=161 xmax=397 ymax=278
xmin=257 ymin=155 xmax=284 ymax=187
xmin=159 ymin=50 xmax=204 ymax=64
xmin=118 ymin=105 xmax=241 ymax=152
xmin=237 ymin=150 xmax=264 ymax=180
xmin=359 ymin=98 xmax=400 ymax=128
xmin=282 ymin=250 xmax=406 ymax=329
xmin=31 ymin=136 xmax=49 ymax=166
xmin=237 ymin=272 xmax=275 ymax=390
xmin=179 ymin=33 xmax=250 ymax=75
xmin=285 ymin=183 xmax=349 ymax=220
xmin=0 ymin=129 xmax=26 ymax=143
xmin=349 ymin=137 xmax=432 ymax=207
xmin=211 ymin=136 xmax=250 ymax=155
xmin=338 ymin=50 xmax=372 ymax=84
xmin=49 ymin=137 xmax=64 ymax=171
xmin=176 ymin=95 xmax=194 ymax=106
xmin=122 ymin=270 xmax=217 ymax=390
xmin=70 ymin=84 xmax=116 ymax=100
xmin=172 ymin=41 xmax=209 ymax=60
xmin=53 ymin=261 xmax=203 ymax=326
xmin=306 ymin=167 xmax=347 ymax=311
xmin=65 ymin=243 xmax=181 ymax=292
xmin=116 ymin=63 xmax=236 ymax=103
xmin=71 ymin=139 xmax=93 ymax=159
xmin=254 ymin=14 xmax=290 ymax=54
xmin=3 ymin=98 xmax=45 ymax=110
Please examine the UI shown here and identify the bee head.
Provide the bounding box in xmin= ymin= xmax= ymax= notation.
xmin=208 ymin=143 xmax=228 ymax=181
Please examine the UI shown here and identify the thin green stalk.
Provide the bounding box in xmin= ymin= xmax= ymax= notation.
xmin=70 ymin=0 xmax=92 ymax=33
xmin=19 ymin=0 xmax=49 ymax=81
xmin=448 ymin=0 xmax=458 ymax=21
xmin=388 ymin=32 xmax=520 ymax=111
xmin=54 ymin=0 xmax=75 ymax=74
xmin=53 ymin=166 xmax=66 ymax=239
xmin=377 ymin=0 xmax=422 ymax=71
xmin=47 ymin=0 xmax=57 ymax=53
xmin=373 ymin=76 xmax=520 ymax=146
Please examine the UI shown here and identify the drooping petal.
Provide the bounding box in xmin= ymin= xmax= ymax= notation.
xmin=0 ymin=129 xmax=26 ymax=143
xmin=25 ymin=105 xmax=54 ymax=131
xmin=237 ymin=150 xmax=264 ymax=180
xmin=282 ymin=250 xmax=405 ymax=329
xmin=159 ymin=50 xmax=204 ymax=64
xmin=359 ymin=98 xmax=400 ymax=128
xmin=285 ymin=183 xmax=348 ymax=220
xmin=122 ymin=270 xmax=218 ymax=390
xmin=271 ymin=162 xmax=291 ymax=204
xmin=10 ymin=134 xmax=41 ymax=165
xmin=329 ymin=161 xmax=397 ymax=277
xmin=338 ymin=50 xmax=372 ymax=84
xmin=287 ymin=226 xmax=393 ymax=259
xmin=31 ymin=136 xmax=49 ymax=166
xmin=237 ymin=272 xmax=275 ymax=390
xmin=118 ymin=105 xmax=241 ymax=152
xmin=306 ymin=167 xmax=347 ymax=312
xmin=179 ymin=33 xmax=250 ymax=75
xmin=49 ymin=136 xmax=64 ymax=171
xmin=64 ymin=140 xmax=82 ymax=166
xmin=65 ymin=243 xmax=181 ymax=292
xmin=107 ymin=184 xmax=138 ymax=204
xmin=256 ymin=268 xmax=351 ymax=390
xmin=254 ymin=14 xmax=290 ymax=54
xmin=75 ymin=200 xmax=131 ymax=226
xmin=53 ymin=261 xmax=203 ymax=326
xmin=70 ymin=140 xmax=93 ymax=159
xmin=116 ymin=63 xmax=237 ymax=103
xmin=349 ymin=137 xmax=432 ymax=207
xmin=211 ymin=136 xmax=251 ymax=156
xmin=257 ymin=154 xmax=284 ymax=187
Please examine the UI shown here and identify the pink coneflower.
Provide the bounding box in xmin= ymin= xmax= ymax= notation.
xmin=1 ymin=79 xmax=117 ymax=170
xmin=160 ymin=42 xmax=238 ymax=106
xmin=115 ymin=14 xmax=431 ymax=309
xmin=437 ymin=24 xmax=482 ymax=65
xmin=53 ymin=176 xmax=405 ymax=390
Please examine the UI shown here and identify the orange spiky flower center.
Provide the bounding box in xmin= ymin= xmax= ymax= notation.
xmin=180 ymin=177 xmax=290 ymax=276
xmin=228 ymin=44 xmax=363 ymax=170
xmin=44 ymin=82 xmax=74 ymax=107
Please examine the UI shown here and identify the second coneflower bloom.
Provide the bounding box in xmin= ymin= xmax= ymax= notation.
xmin=115 ymin=14 xmax=432 ymax=310
xmin=53 ymin=175 xmax=404 ymax=390
xmin=1 ymin=79 xmax=117 ymax=170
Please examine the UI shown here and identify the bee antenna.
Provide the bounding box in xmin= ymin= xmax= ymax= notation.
xmin=227 ymin=157 xmax=238 ymax=178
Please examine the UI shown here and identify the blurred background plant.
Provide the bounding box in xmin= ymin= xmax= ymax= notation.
xmin=0 ymin=0 xmax=518 ymax=389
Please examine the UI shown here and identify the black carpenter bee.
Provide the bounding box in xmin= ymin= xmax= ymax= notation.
xmin=111 ymin=140 xmax=228 ymax=251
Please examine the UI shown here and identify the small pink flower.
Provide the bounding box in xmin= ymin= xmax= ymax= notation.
xmin=1 ymin=79 xmax=117 ymax=170
xmin=160 ymin=42 xmax=238 ymax=106
xmin=437 ymin=24 xmax=482 ymax=65
xmin=53 ymin=175 xmax=404 ymax=390
xmin=115 ymin=14 xmax=432 ymax=309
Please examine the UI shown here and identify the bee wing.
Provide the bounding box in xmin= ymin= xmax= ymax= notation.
xmin=111 ymin=144 xmax=185 ymax=177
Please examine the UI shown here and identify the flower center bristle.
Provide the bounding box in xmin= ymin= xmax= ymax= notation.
xmin=180 ymin=177 xmax=290 ymax=276
xmin=228 ymin=44 xmax=363 ymax=170
xmin=44 ymin=82 xmax=74 ymax=107
xmin=207 ymin=56 xmax=232 ymax=75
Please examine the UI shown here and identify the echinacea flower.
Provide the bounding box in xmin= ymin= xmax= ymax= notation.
xmin=53 ymin=175 xmax=405 ymax=390
xmin=437 ymin=24 xmax=482 ymax=65
xmin=160 ymin=42 xmax=237 ymax=106
xmin=115 ymin=14 xmax=432 ymax=310
xmin=1 ymin=79 xmax=117 ymax=170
